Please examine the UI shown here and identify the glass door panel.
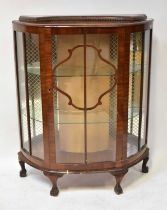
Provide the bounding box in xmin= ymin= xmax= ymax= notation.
xmin=52 ymin=33 xmax=118 ymax=163
xmin=86 ymin=34 xmax=118 ymax=162
xmin=52 ymin=35 xmax=85 ymax=163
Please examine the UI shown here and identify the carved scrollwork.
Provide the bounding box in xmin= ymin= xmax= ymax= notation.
xmin=53 ymin=44 xmax=117 ymax=111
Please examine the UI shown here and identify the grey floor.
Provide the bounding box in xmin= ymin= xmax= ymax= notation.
xmin=0 ymin=155 xmax=166 ymax=210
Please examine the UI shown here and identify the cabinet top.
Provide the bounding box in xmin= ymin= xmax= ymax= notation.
xmin=18 ymin=14 xmax=148 ymax=25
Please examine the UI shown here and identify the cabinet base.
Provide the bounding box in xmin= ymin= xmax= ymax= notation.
xmin=18 ymin=147 xmax=149 ymax=197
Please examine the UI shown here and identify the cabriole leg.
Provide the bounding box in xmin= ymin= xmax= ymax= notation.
xmin=19 ymin=160 xmax=27 ymax=177
xmin=111 ymin=169 xmax=128 ymax=195
xmin=18 ymin=152 xmax=27 ymax=177
xmin=142 ymin=157 xmax=149 ymax=173
xmin=44 ymin=171 xmax=64 ymax=197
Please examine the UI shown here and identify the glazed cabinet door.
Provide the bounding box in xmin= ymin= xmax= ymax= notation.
xmin=52 ymin=33 xmax=118 ymax=164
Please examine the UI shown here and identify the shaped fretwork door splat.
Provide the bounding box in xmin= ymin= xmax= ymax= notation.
xmin=52 ymin=34 xmax=118 ymax=163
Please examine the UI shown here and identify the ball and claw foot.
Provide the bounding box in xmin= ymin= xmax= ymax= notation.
xmin=19 ymin=161 xmax=27 ymax=177
xmin=142 ymin=157 xmax=149 ymax=173
xmin=50 ymin=186 xmax=59 ymax=197
xmin=44 ymin=171 xmax=63 ymax=197
xmin=111 ymin=169 xmax=128 ymax=195
xmin=20 ymin=169 xmax=27 ymax=177
xmin=114 ymin=183 xmax=123 ymax=195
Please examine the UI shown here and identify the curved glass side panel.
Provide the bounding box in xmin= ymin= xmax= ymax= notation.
xmin=25 ymin=33 xmax=44 ymax=159
xmin=127 ymin=32 xmax=143 ymax=157
xmin=140 ymin=30 xmax=151 ymax=147
xmin=16 ymin=32 xmax=29 ymax=152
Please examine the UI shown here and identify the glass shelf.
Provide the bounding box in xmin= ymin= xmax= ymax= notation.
xmin=26 ymin=63 xmax=141 ymax=125
xmin=27 ymin=63 xmax=142 ymax=76
xmin=55 ymin=65 xmax=116 ymax=77
xmin=24 ymin=106 xmax=140 ymax=124
xmin=27 ymin=66 xmax=115 ymax=77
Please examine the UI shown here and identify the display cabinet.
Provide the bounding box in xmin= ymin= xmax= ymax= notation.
xmin=13 ymin=15 xmax=153 ymax=196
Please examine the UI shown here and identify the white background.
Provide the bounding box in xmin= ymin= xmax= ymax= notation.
xmin=0 ymin=0 xmax=167 ymax=209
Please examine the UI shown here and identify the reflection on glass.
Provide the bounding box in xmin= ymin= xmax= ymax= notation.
xmin=16 ymin=32 xmax=29 ymax=152
xmin=140 ymin=30 xmax=150 ymax=147
xmin=55 ymin=124 xmax=84 ymax=163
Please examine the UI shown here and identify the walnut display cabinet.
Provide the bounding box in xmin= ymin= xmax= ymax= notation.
xmin=13 ymin=15 xmax=153 ymax=196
